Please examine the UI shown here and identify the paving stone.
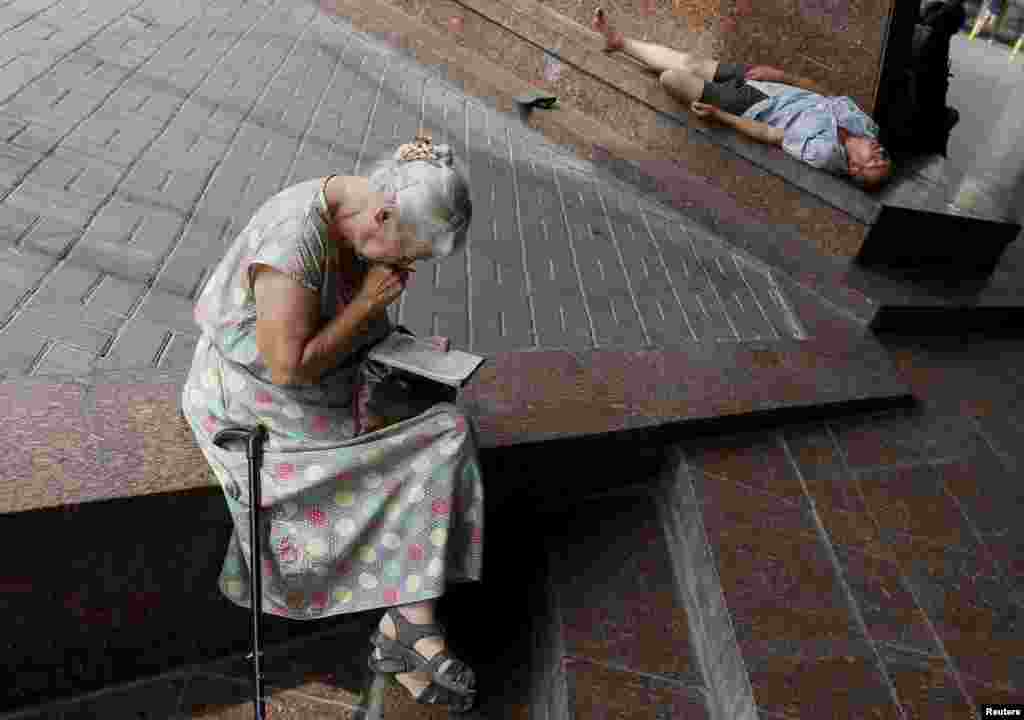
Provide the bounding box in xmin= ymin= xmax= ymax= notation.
xmin=33 ymin=342 xmax=99 ymax=375
xmin=4 ymin=85 xmax=107 ymax=131
xmin=653 ymin=218 xmax=739 ymax=342
xmin=0 ymin=318 xmax=49 ymax=373
xmin=685 ymin=430 xmax=805 ymax=503
xmin=0 ymin=141 xmax=43 ymax=185
xmin=514 ymin=159 xmax=594 ymax=349
xmin=95 ymin=313 xmax=172 ymax=369
xmin=902 ymin=548 xmax=1024 ymax=692
xmin=0 ymin=244 xmax=53 ymax=291
xmin=158 ymin=330 xmax=198 ymax=369
xmin=26 ymin=148 xmax=123 ymax=199
xmin=557 ymin=170 xmax=646 ymax=348
xmin=60 ymin=108 xmax=166 ymax=167
xmin=81 ymin=194 xmax=185 ymax=254
xmin=24 ymin=261 xmax=100 ymax=309
xmin=203 ymin=124 xmax=299 ymax=209
xmin=745 ymin=647 xmax=898 ymax=719
xmin=119 ymin=158 xmax=208 ymax=212
xmin=0 ymin=100 xmax=80 ymax=141
xmin=733 ymin=253 xmax=808 ymax=340
xmin=360 ymin=72 xmax=428 ymax=165
xmin=0 ymin=276 xmax=30 ymax=320
xmin=102 ymin=84 xmax=181 ymax=125
xmin=827 ymin=407 xmax=927 ymax=470
xmin=84 ymin=274 xmax=146 ymax=317
xmin=134 ymin=288 xmax=200 ymax=333
xmin=857 ymin=464 xmax=983 ymax=555
xmin=880 ymin=644 xmax=977 ymax=720
xmin=16 ymin=216 xmax=83 ymax=257
xmin=67 ymin=235 xmax=162 ymax=280
xmin=144 ymin=124 xmax=230 ymax=174
xmin=0 ymin=113 xmax=27 ymax=142
xmin=0 ymin=56 xmax=45 ymax=104
xmin=0 ymin=201 xmax=39 ymax=245
xmin=936 ymin=441 xmax=1021 ymax=540
xmin=6 ymin=179 xmax=103 ymax=227
xmin=833 ymin=544 xmax=941 ymax=655
xmin=4 ymin=304 xmax=113 ymax=354
xmin=606 ymin=202 xmax=696 ymax=348
xmin=465 ymin=242 xmax=533 ymax=351
xmin=563 ymin=661 xmax=710 ymax=719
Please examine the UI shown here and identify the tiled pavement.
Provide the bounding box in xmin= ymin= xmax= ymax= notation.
xmin=0 ymin=0 xmax=824 ymax=381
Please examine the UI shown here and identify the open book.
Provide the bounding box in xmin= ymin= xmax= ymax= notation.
xmin=368 ymin=332 xmax=485 ymax=388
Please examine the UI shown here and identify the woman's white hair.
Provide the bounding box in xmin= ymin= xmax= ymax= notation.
xmin=366 ymin=141 xmax=472 ymax=261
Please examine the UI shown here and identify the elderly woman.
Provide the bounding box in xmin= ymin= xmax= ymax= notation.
xmin=181 ymin=135 xmax=480 ymax=712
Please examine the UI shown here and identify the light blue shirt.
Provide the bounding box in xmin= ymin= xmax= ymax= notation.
xmin=741 ymin=81 xmax=880 ymax=176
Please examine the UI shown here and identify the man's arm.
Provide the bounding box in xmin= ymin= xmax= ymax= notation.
xmin=712 ymin=109 xmax=785 ymax=146
xmin=778 ymin=71 xmax=832 ymax=97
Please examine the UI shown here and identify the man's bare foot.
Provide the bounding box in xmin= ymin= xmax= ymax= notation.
xmin=592 ymin=8 xmax=624 ymax=52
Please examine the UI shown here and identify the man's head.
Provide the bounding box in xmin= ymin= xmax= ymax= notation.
xmin=844 ymin=133 xmax=893 ymax=191
xmin=350 ymin=139 xmax=472 ymax=267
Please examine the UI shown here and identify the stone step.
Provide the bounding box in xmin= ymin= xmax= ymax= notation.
xmin=535 ymin=486 xmax=711 ymax=719
xmin=527 ymin=419 xmax=1001 ymax=720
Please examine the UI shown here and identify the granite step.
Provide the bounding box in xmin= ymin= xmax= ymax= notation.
xmin=521 ymin=411 xmax=1014 ymax=720
xmin=534 ymin=486 xmax=712 ymax=720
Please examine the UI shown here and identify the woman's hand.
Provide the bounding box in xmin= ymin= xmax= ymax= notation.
xmin=690 ymin=101 xmax=720 ymax=120
xmin=424 ymin=335 xmax=450 ymax=352
xmin=356 ymin=264 xmax=407 ymax=315
xmin=745 ymin=65 xmax=785 ymax=82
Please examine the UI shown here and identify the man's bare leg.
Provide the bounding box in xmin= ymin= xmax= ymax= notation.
xmin=591 ymin=7 xmax=719 ymax=82
xmin=658 ymin=67 xmax=708 ymax=104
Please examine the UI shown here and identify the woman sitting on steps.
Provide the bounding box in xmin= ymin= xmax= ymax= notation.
xmin=182 ymin=135 xmax=480 ymax=713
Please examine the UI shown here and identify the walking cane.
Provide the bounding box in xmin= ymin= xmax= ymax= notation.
xmin=212 ymin=424 xmax=269 ymax=720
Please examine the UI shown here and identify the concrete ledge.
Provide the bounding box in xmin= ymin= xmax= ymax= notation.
xmin=0 ymin=336 xmax=912 ymax=515
xmin=461 ymin=339 xmax=912 ymax=448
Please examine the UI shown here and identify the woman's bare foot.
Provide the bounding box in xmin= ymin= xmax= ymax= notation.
xmin=592 ymin=7 xmax=624 ymax=52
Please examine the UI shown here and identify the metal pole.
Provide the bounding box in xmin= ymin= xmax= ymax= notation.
xmin=246 ymin=425 xmax=268 ymax=720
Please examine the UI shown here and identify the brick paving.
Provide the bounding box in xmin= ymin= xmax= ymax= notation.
xmin=0 ymin=0 xmax=820 ymax=381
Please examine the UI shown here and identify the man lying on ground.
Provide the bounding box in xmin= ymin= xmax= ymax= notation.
xmin=593 ymin=7 xmax=893 ymax=191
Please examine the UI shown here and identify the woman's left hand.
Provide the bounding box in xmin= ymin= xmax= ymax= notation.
xmin=424 ymin=335 xmax=450 ymax=352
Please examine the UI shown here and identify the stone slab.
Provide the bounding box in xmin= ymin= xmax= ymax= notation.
xmin=459 ymin=337 xmax=912 ymax=449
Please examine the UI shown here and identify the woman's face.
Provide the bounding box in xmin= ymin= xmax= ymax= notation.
xmin=351 ymin=198 xmax=433 ymax=267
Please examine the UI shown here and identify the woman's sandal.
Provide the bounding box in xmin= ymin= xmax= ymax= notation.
xmin=367 ymin=607 xmax=477 ymax=713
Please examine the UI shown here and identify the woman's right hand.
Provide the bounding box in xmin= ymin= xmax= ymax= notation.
xmin=355 ymin=263 xmax=407 ymax=315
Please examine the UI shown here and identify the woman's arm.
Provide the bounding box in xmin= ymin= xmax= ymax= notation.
xmin=253 ymin=264 xmax=376 ymax=386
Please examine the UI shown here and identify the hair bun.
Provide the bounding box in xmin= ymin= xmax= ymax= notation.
xmin=394 ymin=134 xmax=454 ymax=168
